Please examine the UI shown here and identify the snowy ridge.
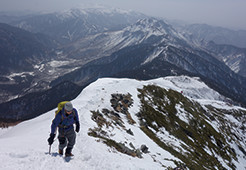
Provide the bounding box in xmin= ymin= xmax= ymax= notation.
xmin=123 ymin=18 xmax=185 ymax=45
xmin=142 ymin=47 xmax=166 ymax=64
xmin=224 ymin=54 xmax=243 ymax=73
xmin=0 ymin=76 xmax=245 ymax=169
xmin=126 ymin=18 xmax=169 ymax=36
xmin=102 ymin=18 xmax=187 ymax=52
xmin=162 ymin=76 xmax=226 ymax=101
xmin=57 ymin=7 xmax=139 ymax=20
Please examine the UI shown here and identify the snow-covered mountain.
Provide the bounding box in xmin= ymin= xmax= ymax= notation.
xmin=1 ymin=16 xmax=246 ymax=123
xmin=9 ymin=7 xmax=146 ymax=44
xmin=180 ymin=24 xmax=246 ymax=49
xmin=202 ymin=41 xmax=246 ymax=78
xmin=51 ymin=18 xmax=246 ymax=107
xmin=1 ymin=8 xmax=246 ymax=126
xmin=0 ymin=8 xmax=146 ymax=103
xmin=172 ymin=23 xmax=246 ymax=77
xmin=0 ymin=76 xmax=245 ymax=169
xmin=63 ymin=18 xmax=188 ymax=59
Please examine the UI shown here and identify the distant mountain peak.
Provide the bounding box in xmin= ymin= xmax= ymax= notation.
xmin=136 ymin=18 xmax=170 ymax=28
xmin=119 ymin=17 xmax=186 ymax=47
xmin=57 ymin=7 xmax=143 ymax=20
xmin=129 ymin=18 xmax=173 ymax=35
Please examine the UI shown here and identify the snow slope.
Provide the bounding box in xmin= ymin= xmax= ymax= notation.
xmin=0 ymin=76 xmax=244 ymax=170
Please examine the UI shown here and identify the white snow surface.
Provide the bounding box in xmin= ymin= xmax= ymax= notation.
xmin=0 ymin=76 xmax=244 ymax=170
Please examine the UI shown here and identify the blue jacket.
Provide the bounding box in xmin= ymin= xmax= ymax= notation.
xmin=51 ymin=108 xmax=79 ymax=134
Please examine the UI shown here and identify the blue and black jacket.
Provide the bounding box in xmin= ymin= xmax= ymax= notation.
xmin=51 ymin=108 xmax=79 ymax=134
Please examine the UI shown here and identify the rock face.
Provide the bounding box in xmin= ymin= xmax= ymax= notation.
xmin=110 ymin=93 xmax=133 ymax=113
xmin=88 ymin=93 xmax=147 ymax=158
xmin=140 ymin=144 xmax=149 ymax=153
xmin=110 ymin=93 xmax=135 ymax=124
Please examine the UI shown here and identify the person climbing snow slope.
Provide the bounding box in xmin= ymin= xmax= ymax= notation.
xmin=47 ymin=101 xmax=80 ymax=157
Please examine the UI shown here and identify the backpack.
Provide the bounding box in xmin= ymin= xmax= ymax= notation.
xmin=55 ymin=101 xmax=76 ymax=123
xmin=55 ymin=101 xmax=70 ymax=116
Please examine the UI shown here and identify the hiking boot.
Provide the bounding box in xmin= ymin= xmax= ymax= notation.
xmin=58 ymin=149 xmax=63 ymax=155
xmin=65 ymin=147 xmax=73 ymax=157
xmin=65 ymin=153 xmax=74 ymax=157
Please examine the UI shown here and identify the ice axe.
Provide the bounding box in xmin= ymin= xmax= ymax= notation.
xmin=47 ymin=133 xmax=56 ymax=154
xmin=49 ymin=145 xmax=51 ymax=154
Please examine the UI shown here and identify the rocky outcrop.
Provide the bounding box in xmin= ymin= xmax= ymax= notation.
xmin=88 ymin=93 xmax=149 ymax=158
xmin=110 ymin=93 xmax=135 ymax=124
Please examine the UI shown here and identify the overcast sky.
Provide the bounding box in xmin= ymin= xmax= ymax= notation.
xmin=1 ymin=0 xmax=246 ymax=30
